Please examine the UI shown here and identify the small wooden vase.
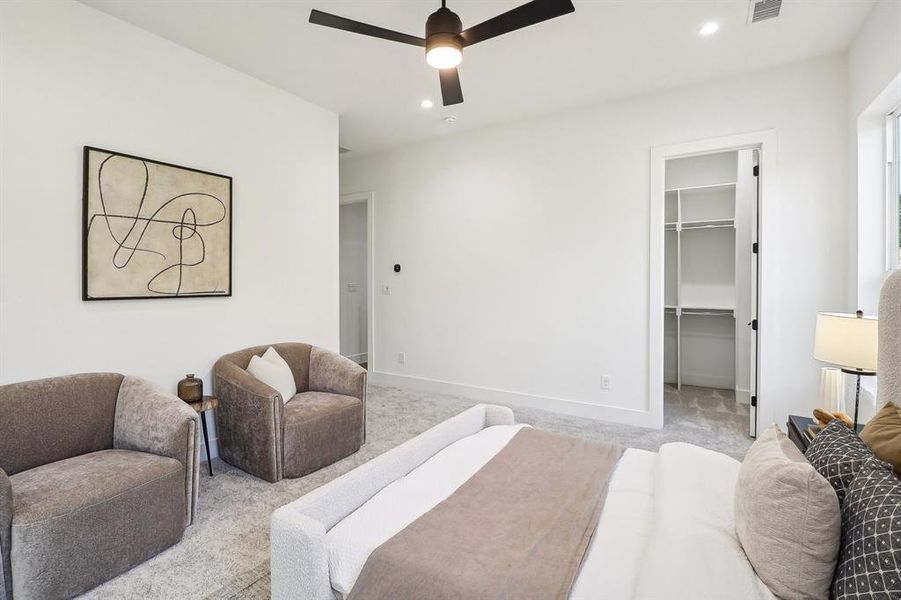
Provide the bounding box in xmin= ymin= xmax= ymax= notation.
xmin=177 ymin=374 xmax=203 ymax=402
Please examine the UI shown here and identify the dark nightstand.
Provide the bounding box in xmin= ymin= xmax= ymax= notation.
xmin=786 ymin=414 xmax=865 ymax=453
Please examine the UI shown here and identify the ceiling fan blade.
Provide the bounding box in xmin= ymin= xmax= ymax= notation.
xmin=459 ymin=0 xmax=575 ymax=47
xmin=439 ymin=68 xmax=464 ymax=106
xmin=309 ymin=9 xmax=426 ymax=47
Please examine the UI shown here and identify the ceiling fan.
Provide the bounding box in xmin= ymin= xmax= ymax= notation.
xmin=309 ymin=0 xmax=576 ymax=107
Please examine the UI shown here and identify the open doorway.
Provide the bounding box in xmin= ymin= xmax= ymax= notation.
xmin=339 ymin=192 xmax=374 ymax=370
xmin=663 ymin=149 xmax=757 ymax=438
xmin=650 ymin=131 xmax=776 ymax=438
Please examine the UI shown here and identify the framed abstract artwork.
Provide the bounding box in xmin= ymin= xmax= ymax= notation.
xmin=82 ymin=146 xmax=232 ymax=300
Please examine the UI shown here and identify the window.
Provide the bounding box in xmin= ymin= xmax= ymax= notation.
xmin=887 ymin=108 xmax=901 ymax=270
xmin=891 ymin=111 xmax=901 ymax=268
xmin=896 ymin=112 xmax=901 ymax=267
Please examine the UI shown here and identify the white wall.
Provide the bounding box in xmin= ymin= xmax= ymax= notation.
xmin=850 ymin=1 xmax=901 ymax=314
xmin=846 ymin=0 xmax=901 ymax=416
xmin=0 ymin=2 xmax=339 ymax=458
xmin=341 ymin=54 xmax=850 ymax=430
xmin=665 ymin=152 xmax=737 ymax=190
xmin=340 ymin=202 xmax=368 ymax=362
xmin=850 ymin=1 xmax=901 ymax=121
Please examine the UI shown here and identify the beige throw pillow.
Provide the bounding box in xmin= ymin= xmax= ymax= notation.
xmin=247 ymin=348 xmax=296 ymax=404
xmin=735 ymin=425 xmax=840 ymax=600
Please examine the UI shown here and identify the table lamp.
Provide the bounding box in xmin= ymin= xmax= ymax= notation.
xmin=814 ymin=310 xmax=878 ymax=428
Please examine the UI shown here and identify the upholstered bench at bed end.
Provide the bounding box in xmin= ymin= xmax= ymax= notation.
xmin=270 ymin=403 xmax=514 ymax=600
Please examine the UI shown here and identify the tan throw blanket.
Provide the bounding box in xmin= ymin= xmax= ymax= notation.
xmin=347 ymin=428 xmax=624 ymax=600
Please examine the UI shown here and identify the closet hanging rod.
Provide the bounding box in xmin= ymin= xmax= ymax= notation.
xmin=681 ymin=223 xmax=734 ymax=230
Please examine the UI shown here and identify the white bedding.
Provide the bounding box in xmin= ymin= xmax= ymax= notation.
xmin=569 ymin=448 xmax=656 ymax=600
xmin=325 ymin=431 xmax=773 ymax=600
xmin=632 ymin=443 xmax=774 ymax=600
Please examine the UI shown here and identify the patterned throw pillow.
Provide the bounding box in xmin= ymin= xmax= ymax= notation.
xmin=832 ymin=457 xmax=901 ymax=599
xmin=805 ymin=419 xmax=876 ymax=504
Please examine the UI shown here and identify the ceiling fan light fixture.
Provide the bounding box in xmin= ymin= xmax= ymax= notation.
xmin=425 ymin=6 xmax=463 ymax=70
xmin=308 ymin=0 xmax=577 ymax=106
xmin=426 ymin=44 xmax=462 ymax=69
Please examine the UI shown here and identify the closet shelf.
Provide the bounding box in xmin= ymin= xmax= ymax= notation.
xmin=665 ymin=182 xmax=737 ymax=193
xmin=664 ymin=305 xmax=735 ymax=316
xmin=682 ymin=309 xmax=734 ymax=317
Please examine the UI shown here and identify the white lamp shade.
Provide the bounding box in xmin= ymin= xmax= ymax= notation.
xmin=814 ymin=312 xmax=878 ymax=373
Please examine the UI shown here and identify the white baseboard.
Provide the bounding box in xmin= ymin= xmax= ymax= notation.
xmin=368 ymin=370 xmax=661 ymax=429
xmin=680 ymin=373 xmax=736 ymax=390
xmin=735 ymin=388 xmax=751 ymax=405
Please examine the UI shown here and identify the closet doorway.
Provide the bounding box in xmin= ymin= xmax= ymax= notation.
xmin=663 ymin=149 xmax=757 ymax=436
xmin=339 ymin=192 xmax=374 ymax=370
xmin=650 ymin=131 xmax=775 ymax=438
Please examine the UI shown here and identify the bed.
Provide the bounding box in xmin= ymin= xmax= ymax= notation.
xmin=270 ymin=403 xmax=773 ymax=600
xmin=269 ymin=271 xmax=901 ymax=600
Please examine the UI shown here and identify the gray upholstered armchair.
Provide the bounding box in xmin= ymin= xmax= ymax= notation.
xmin=213 ymin=343 xmax=366 ymax=483
xmin=0 ymin=373 xmax=200 ymax=600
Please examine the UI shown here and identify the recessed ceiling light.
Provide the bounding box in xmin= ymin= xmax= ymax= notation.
xmin=420 ymin=99 xmax=434 ymax=109
xmin=699 ymin=21 xmax=720 ymax=36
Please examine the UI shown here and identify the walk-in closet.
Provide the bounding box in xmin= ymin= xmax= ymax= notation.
xmin=663 ymin=149 xmax=758 ymax=434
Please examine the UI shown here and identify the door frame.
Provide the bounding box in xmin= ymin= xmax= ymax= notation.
xmin=648 ymin=130 xmax=777 ymax=433
xmin=339 ymin=191 xmax=375 ymax=369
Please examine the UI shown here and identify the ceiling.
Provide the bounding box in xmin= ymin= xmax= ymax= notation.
xmin=82 ymin=0 xmax=874 ymax=156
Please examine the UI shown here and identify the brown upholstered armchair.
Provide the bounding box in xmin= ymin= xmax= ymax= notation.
xmin=0 ymin=373 xmax=200 ymax=600
xmin=213 ymin=343 xmax=367 ymax=483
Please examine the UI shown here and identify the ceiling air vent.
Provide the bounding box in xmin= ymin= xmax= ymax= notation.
xmin=339 ymin=146 xmax=351 ymax=154
xmin=749 ymin=0 xmax=782 ymax=23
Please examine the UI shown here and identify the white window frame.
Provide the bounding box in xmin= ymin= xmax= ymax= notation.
xmin=886 ymin=105 xmax=901 ymax=272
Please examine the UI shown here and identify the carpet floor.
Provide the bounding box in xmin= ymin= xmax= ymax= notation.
xmin=80 ymin=383 xmax=752 ymax=600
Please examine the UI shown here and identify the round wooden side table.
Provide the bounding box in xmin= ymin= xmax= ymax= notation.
xmin=186 ymin=396 xmax=219 ymax=476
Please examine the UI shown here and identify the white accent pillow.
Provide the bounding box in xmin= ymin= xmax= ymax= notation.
xmin=262 ymin=346 xmax=292 ymax=372
xmin=247 ymin=349 xmax=296 ymax=404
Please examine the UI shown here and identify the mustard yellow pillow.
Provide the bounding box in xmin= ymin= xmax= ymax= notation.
xmin=861 ymin=402 xmax=901 ymax=473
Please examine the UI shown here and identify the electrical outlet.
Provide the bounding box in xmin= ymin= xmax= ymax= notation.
xmin=381 ymin=284 xmax=391 ymax=295
xmin=397 ymin=352 xmax=406 ymax=365
xmin=600 ymin=375 xmax=611 ymax=391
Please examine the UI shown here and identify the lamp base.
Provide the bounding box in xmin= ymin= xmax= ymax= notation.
xmin=839 ymin=369 xmax=876 ymax=429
